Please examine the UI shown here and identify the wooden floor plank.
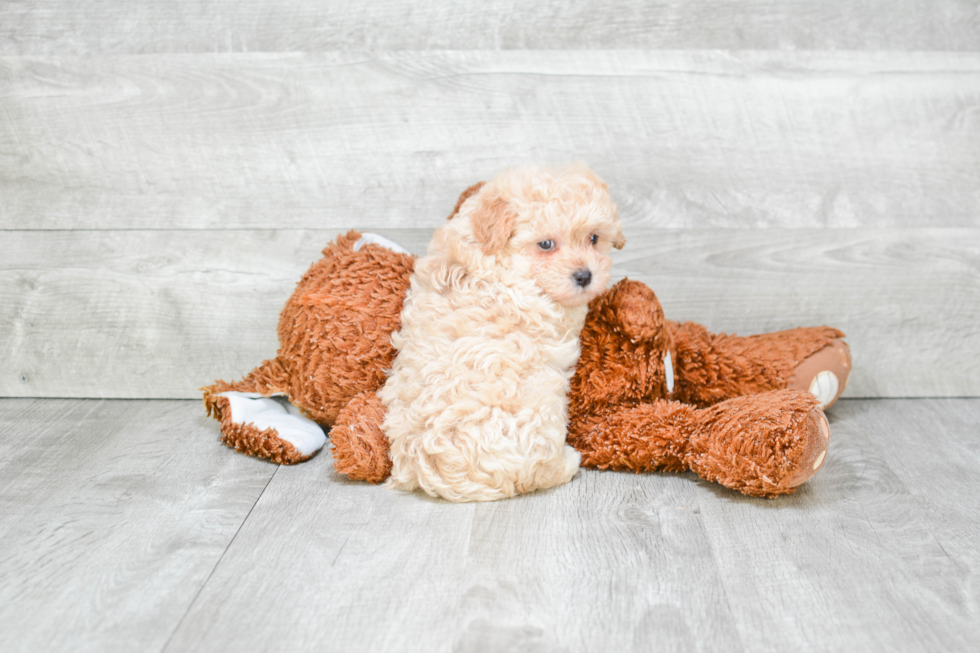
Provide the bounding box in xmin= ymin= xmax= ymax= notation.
xmin=160 ymin=398 xmax=980 ymax=653
xmin=2 ymin=228 xmax=977 ymax=399
xmin=163 ymin=452 xmax=479 ymax=652
xmin=696 ymin=399 xmax=980 ymax=652
xmin=2 ymin=51 xmax=978 ymax=230
xmin=1 ymin=1 xmax=978 ymax=54
xmin=855 ymin=399 xmax=980 ymax=581
xmin=0 ymin=399 xmax=277 ymax=653
xmin=163 ymin=437 xmax=748 ymax=653
xmin=449 ymin=475 xmax=747 ymax=653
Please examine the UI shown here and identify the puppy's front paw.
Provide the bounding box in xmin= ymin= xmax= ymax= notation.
xmin=561 ymin=443 xmax=582 ymax=479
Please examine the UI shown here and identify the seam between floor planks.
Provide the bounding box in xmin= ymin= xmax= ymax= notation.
xmin=0 ymin=398 xmax=281 ymax=653
xmin=159 ymin=465 xmax=283 ymax=653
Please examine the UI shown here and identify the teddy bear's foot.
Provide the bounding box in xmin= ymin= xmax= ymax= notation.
xmin=331 ymin=391 xmax=392 ymax=483
xmin=690 ymin=390 xmax=829 ymax=497
xmin=782 ymin=407 xmax=831 ymax=488
xmin=787 ymin=338 xmax=851 ymax=409
xmin=208 ymin=392 xmax=326 ymax=464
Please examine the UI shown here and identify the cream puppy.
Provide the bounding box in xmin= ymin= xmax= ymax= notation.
xmin=379 ymin=164 xmax=625 ymax=502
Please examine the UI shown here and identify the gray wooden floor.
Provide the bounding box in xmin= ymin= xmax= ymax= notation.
xmin=1 ymin=397 xmax=978 ymax=653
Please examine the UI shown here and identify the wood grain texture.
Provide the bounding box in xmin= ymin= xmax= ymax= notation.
xmin=2 ymin=51 xmax=978 ymax=230
xmin=693 ymin=398 xmax=980 ymax=652
xmin=1 ymin=398 xmax=978 ymax=652
xmin=0 ymin=398 xmax=277 ymax=653
xmin=1 ymin=228 xmax=977 ymax=399
xmin=617 ymin=228 xmax=980 ymax=399
xmin=164 ymin=445 xmax=741 ymax=653
xmin=2 ymin=1 xmax=979 ymax=54
xmin=162 ymin=398 xmax=979 ymax=653
xmin=164 ymin=447 xmax=479 ymax=653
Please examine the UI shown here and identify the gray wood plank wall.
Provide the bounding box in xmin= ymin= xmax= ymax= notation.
xmin=3 ymin=228 xmax=978 ymax=398
xmin=4 ymin=52 xmax=979 ymax=231
xmin=3 ymin=1 xmax=979 ymax=53
xmin=1 ymin=2 xmax=978 ymax=400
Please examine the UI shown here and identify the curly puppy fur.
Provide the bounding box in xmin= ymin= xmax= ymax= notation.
xmin=379 ymin=164 xmax=625 ymax=502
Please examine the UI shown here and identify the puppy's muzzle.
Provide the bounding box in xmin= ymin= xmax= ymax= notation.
xmin=573 ymin=269 xmax=592 ymax=288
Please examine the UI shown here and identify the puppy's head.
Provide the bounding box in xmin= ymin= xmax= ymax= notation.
xmin=458 ymin=163 xmax=624 ymax=307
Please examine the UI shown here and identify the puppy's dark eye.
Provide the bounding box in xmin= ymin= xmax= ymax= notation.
xmin=589 ymin=233 xmax=599 ymax=245
xmin=538 ymin=240 xmax=555 ymax=251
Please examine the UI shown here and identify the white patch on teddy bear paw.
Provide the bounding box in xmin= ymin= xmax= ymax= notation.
xmin=353 ymin=233 xmax=410 ymax=255
xmin=808 ymin=371 xmax=840 ymax=409
xmin=812 ymin=450 xmax=827 ymax=470
xmin=217 ymin=392 xmax=326 ymax=457
xmin=664 ymin=351 xmax=675 ymax=394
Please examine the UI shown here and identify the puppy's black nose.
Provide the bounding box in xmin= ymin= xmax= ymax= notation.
xmin=573 ymin=269 xmax=592 ymax=288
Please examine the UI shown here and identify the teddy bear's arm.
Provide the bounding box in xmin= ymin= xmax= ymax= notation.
xmin=202 ymin=389 xmax=325 ymax=465
xmin=330 ymin=391 xmax=392 ymax=483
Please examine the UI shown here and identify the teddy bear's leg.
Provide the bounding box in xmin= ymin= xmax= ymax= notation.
xmin=573 ymin=402 xmax=697 ymax=474
xmin=330 ymin=391 xmax=392 ymax=483
xmin=201 ymin=358 xmax=325 ymax=464
xmin=207 ymin=392 xmax=326 ymax=464
xmin=688 ymin=389 xmax=829 ymax=497
xmin=573 ymin=389 xmax=828 ymax=498
xmin=668 ymin=321 xmax=850 ymax=409
xmin=785 ymin=338 xmax=851 ymax=409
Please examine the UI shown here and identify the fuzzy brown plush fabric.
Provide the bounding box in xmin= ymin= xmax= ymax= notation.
xmin=565 ymin=280 xmax=829 ymax=497
xmin=569 ymin=392 xmax=827 ymax=497
xmin=203 ymin=189 xmax=850 ymax=497
xmin=203 ymin=231 xmax=414 ymax=431
xmin=669 ymin=321 xmax=845 ymax=407
xmin=203 ymin=393 xmax=308 ymax=465
xmin=331 ymin=392 xmax=391 ymax=483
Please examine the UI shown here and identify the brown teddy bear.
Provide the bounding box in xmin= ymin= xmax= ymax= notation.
xmin=203 ymin=191 xmax=850 ymax=498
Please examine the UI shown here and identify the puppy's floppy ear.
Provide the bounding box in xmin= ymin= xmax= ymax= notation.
xmin=447 ymin=182 xmax=485 ymax=221
xmin=612 ymin=228 xmax=626 ymax=250
xmin=471 ymin=190 xmax=517 ymax=255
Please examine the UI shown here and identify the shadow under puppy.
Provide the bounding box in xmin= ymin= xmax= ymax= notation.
xmin=380 ymin=164 xmax=625 ymax=502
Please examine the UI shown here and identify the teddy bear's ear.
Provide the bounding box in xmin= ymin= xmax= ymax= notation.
xmin=470 ymin=189 xmax=517 ymax=256
xmin=600 ymin=279 xmax=665 ymax=341
xmin=447 ymin=182 xmax=485 ymax=221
